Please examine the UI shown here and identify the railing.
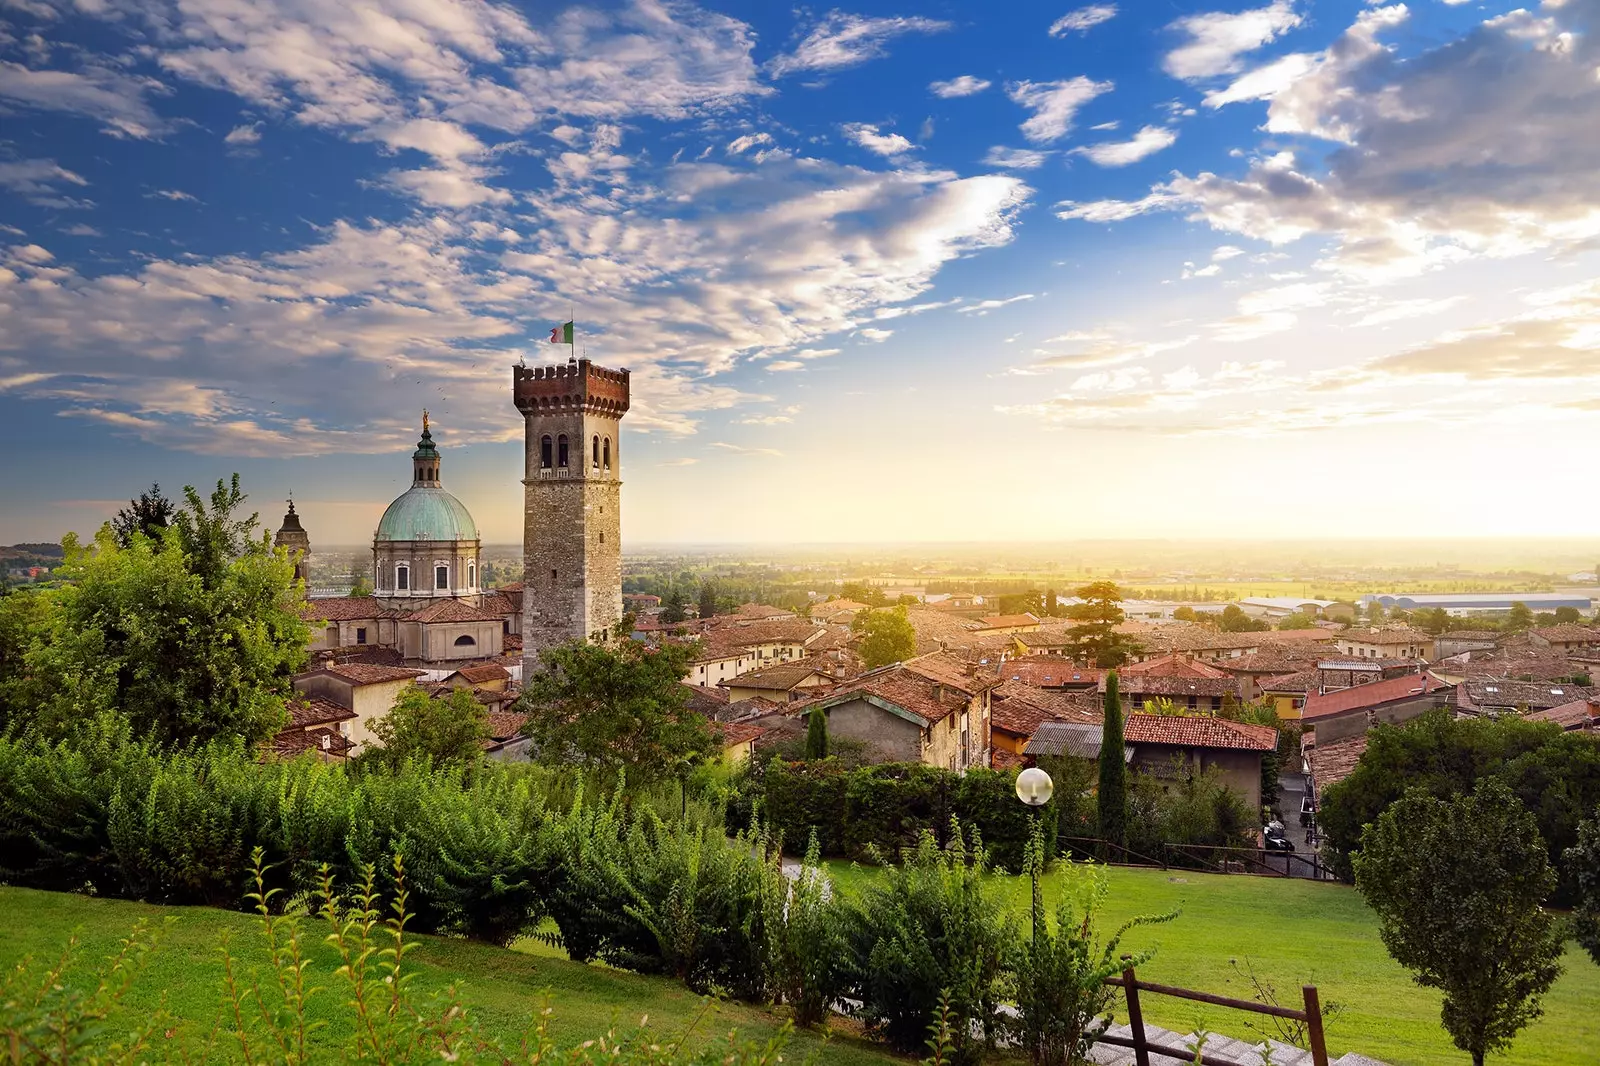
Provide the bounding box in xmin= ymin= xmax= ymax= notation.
xmin=535 ymin=467 xmax=574 ymax=478
xmin=1059 ymin=836 xmax=1170 ymax=869
xmin=1057 ymin=836 xmax=1338 ymax=881
xmin=1104 ymin=963 xmax=1329 ymax=1066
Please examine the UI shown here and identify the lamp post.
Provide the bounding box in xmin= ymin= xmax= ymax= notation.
xmin=1015 ymin=766 xmax=1054 ymax=945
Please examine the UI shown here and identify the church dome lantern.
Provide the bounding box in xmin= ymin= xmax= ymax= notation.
xmin=372 ymin=413 xmax=482 ymax=601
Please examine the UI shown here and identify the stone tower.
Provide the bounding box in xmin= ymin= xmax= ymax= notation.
xmin=274 ymin=499 xmax=312 ymax=584
xmin=513 ymin=358 xmax=630 ymax=667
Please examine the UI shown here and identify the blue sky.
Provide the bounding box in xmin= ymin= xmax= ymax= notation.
xmin=3 ymin=0 xmax=1599 ymax=544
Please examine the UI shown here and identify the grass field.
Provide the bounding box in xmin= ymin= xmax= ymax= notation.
xmin=3 ymin=867 xmax=1596 ymax=1066
xmin=826 ymin=862 xmax=1599 ymax=1066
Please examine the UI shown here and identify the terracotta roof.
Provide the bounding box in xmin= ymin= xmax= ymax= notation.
xmin=448 ymin=662 xmax=511 ymax=684
xmin=1002 ymin=657 xmax=1102 ymax=688
xmin=1462 ymin=679 xmax=1598 ymax=711
xmin=1206 ymin=651 xmax=1315 ymax=677
xmin=1122 ymin=714 xmax=1278 ymax=752
xmin=991 ymin=748 xmax=1026 ymax=771
xmin=495 ymin=581 xmax=524 ymax=594
xmin=269 ymin=726 xmax=353 ymax=759
xmin=1259 ymin=669 xmax=1320 ymax=695
xmin=484 ymin=710 xmax=528 ymax=742
xmin=820 ymin=662 xmax=978 ymax=727
xmin=1301 ymin=673 xmax=1448 ymax=720
xmin=479 ymin=591 xmax=518 ymax=616
xmin=286 ymin=696 xmax=356 ymax=729
xmin=734 ymin=603 xmax=793 ymax=619
xmin=1437 ymin=630 xmax=1502 ymax=642
xmin=1337 ymin=626 xmax=1432 ymax=646
xmin=717 ymin=720 xmax=766 ymax=746
xmin=1532 ymin=624 xmax=1600 ymax=644
xmin=727 ymin=696 xmax=786 ymax=720
xmin=991 ymin=697 xmax=1078 ymax=737
xmin=701 ymin=619 xmax=824 ymax=652
xmin=1306 ymin=733 xmax=1368 ymax=794
xmin=303 ymin=596 xmax=398 ymax=622
xmin=1014 ymin=632 xmax=1075 ymax=649
xmin=994 ymin=680 xmax=1102 ymax=723
xmin=1462 ymin=648 xmax=1585 ymax=682
xmin=317 ymin=663 xmax=427 ymax=686
xmin=719 ymin=662 xmax=833 ymax=692
xmin=1116 ymin=675 xmax=1241 ymax=699
xmin=1119 ymin=653 xmax=1234 ymax=680
xmin=404 ymin=599 xmax=501 ymax=623
xmin=813 ymin=598 xmax=872 ymax=614
xmin=680 ymin=683 xmax=730 ymax=717
xmin=1529 ymin=698 xmax=1600 ymax=730
xmin=903 ymin=651 xmax=1002 ymax=694
xmin=975 ymin=613 xmax=1039 ymax=630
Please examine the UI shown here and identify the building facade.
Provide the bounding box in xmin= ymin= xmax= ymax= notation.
xmin=513 ymin=358 xmax=630 ymax=668
xmin=372 ymin=415 xmax=482 ymax=604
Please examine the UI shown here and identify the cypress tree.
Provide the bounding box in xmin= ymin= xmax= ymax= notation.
xmin=805 ymin=704 xmax=829 ymax=760
xmin=1097 ymin=670 xmax=1127 ymax=850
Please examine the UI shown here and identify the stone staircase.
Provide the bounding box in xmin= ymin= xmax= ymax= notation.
xmin=1087 ymin=1023 xmax=1390 ymax=1066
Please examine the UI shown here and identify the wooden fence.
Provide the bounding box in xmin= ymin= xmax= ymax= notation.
xmin=1059 ymin=836 xmax=1338 ymax=881
xmin=1102 ymin=962 xmax=1329 ymax=1066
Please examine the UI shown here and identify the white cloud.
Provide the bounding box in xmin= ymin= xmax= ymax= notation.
xmin=929 ymin=75 xmax=991 ymax=98
xmin=1203 ymin=51 xmax=1314 ymax=108
xmin=60 ymin=224 xmax=102 ymax=237
xmin=1024 ymin=331 xmax=1196 ymax=372
xmin=959 ymin=294 xmax=1036 ymax=315
xmin=1089 ymin=120 xmax=1119 ymax=131
xmin=1007 ymin=77 xmax=1114 ymax=144
xmin=842 ymin=123 xmax=915 ymax=157
xmin=710 ymin=441 xmax=783 ymax=455
xmin=1351 ymin=297 xmax=1466 ymax=328
xmin=856 ymin=328 xmax=893 ymax=342
xmin=727 ymin=132 xmax=774 ymax=155
xmin=1162 ymin=0 xmax=1302 ymax=81
xmin=1211 ymin=245 xmax=1245 ymax=261
xmin=0 ymin=60 xmax=169 ymax=139
xmin=766 ymin=360 xmax=806 ymax=371
xmin=1049 ymin=5 xmax=1118 ymax=37
xmin=1071 ymin=125 xmax=1177 ymax=167
xmin=769 ymin=12 xmax=950 ymax=77
xmin=224 ymin=122 xmax=262 ymax=145
xmin=0 ymin=159 xmax=88 ymax=202
xmin=984 ymin=146 xmax=1052 ymax=170
xmin=146 ymin=189 xmax=198 ymax=202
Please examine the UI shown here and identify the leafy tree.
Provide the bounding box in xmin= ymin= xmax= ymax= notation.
xmin=110 ymin=483 xmax=175 ymax=547
xmin=1555 ymin=606 xmax=1583 ymax=625
xmin=805 ymin=703 xmax=829 ymax=760
xmin=1043 ymin=587 xmax=1058 ymax=618
xmin=1276 ymin=611 xmax=1317 ymax=631
xmin=839 ymin=582 xmax=888 ymax=607
xmin=347 ymin=560 xmax=373 ymax=597
xmin=1171 ymin=606 xmax=1197 ymax=623
xmin=697 ymin=582 xmax=718 ymax=620
xmin=1504 ymin=601 xmax=1535 ymax=632
xmin=363 ymin=685 xmax=489 ymax=770
xmin=1418 ymin=607 xmax=1452 ymax=635
xmin=519 ymin=640 xmax=713 ymax=786
xmin=1097 ymin=672 xmax=1126 ymax=851
xmin=1065 ymin=582 xmax=1137 ymax=668
xmin=997 ymin=590 xmax=1043 ymax=616
xmin=1219 ymin=604 xmax=1269 ymax=633
xmin=1354 ymin=780 xmax=1563 ymax=1066
xmin=172 ymin=476 xmax=258 ymax=590
xmin=8 ymin=511 xmax=308 ymax=747
xmin=659 ymin=588 xmax=688 ymax=624
xmin=853 ymin=605 xmax=917 ymax=669
xmin=1568 ymin=814 xmax=1600 ymax=967
xmin=1365 ymin=600 xmax=1386 ymax=625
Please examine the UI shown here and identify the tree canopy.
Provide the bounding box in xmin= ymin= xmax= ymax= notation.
xmin=518 ymin=640 xmax=713 ymax=786
xmin=362 ymin=684 xmax=490 ymax=771
xmin=1354 ymin=779 xmax=1563 ymax=1066
xmin=852 ymin=605 xmax=917 ymax=669
xmin=111 ymin=483 xmax=175 ymax=547
xmin=659 ymin=588 xmax=688 ymax=624
xmin=1064 ymin=582 xmax=1138 ymax=667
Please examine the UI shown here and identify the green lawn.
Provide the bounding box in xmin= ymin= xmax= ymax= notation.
xmin=4 ymin=868 xmax=1596 ymax=1066
xmin=827 ymin=862 xmax=1600 ymax=1066
xmin=0 ymin=887 xmax=893 ymax=1064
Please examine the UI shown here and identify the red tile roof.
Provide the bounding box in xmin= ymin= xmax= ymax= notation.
xmin=404 ymin=599 xmax=502 ymax=623
xmin=717 ymin=721 xmax=767 ymax=747
xmin=1532 ymin=624 xmax=1600 ymax=644
xmin=286 ymin=696 xmax=356 ymax=728
xmin=1529 ymin=698 xmax=1600 ymax=730
xmin=1119 ymin=653 xmax=1234 ymax=680
xmin=303 ymin=596 xmax=397 ymax=622
xmin=1306 ymin=733 xmax=1368 ymax=794
xmin=1123 ymin=714 xmax=1278 ymax=751
xmin=1301 ymin=672 xmax=1448 ymax=720
xmin=317 ymin=663 xmax=427 ymax=686
xmin=269 ymin=726 xmax=353 ymax=759
xmin=991 ymin=748 xmax=1026 ymax=771
xmin=479 ymin=591 xmax=519 ymax=616
xmin=975 ymin=613 xmax=1040 ymax=630
xmin=720 ymin=662 xmax=833 ymax=692
xmin=1337 ymin=626 xmax=1432 ymax=646
xmin=449 ymin=662 xmax=511 ymax=684
xmin=484 ymin=710 xmax=528 ymax=743
xmin=1001 ymin=657 xmax=1102 ymax=688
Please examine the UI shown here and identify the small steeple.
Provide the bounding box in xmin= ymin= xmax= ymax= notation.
xmin=412 ymin=411 xmax=441 ymax=485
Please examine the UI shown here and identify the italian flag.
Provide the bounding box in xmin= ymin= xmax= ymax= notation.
xmin=549 ymin=321 xmax=573 ymax=344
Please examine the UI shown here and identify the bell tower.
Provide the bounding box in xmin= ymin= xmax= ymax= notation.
xmin=512 ymin=358 xmax=629 ymax=668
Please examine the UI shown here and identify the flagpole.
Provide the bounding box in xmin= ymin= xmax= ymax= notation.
xmin=570 ymin=304 xmax=576 ymax=363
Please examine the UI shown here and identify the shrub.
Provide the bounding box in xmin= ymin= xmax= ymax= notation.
xmin=841 ymin=821 xmax=1014 ymax=1063
xmin=765 ymin=833 xmax=848 ymax=1027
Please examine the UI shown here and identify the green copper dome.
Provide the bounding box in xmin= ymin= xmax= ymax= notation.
xmin=375 ymin=485 xmax=479 ymax=542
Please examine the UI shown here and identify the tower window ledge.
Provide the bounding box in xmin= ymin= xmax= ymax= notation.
xmin=536 ymin=468 xmax=574 ymax=479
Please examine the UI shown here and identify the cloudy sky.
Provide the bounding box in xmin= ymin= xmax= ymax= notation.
xmin=3 ymin=0 xmax=1599 ymax=545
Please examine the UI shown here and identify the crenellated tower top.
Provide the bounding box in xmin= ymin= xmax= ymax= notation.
xmin=513 ymin=359 xmax=630 ymax=417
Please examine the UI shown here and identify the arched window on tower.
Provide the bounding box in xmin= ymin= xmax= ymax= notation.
xmin=558 ymin=434 xmax=569 ymax=468
xmin=603 ymin=437 xmax=611 ymax=471
xmin=435 ymin=564 xmax=449 ymax=591
xmin=540 ymin=436 xmax=553 ymax=469
xmin=396 ymin=564 xmax=410 ymax=591
xmin=468 ymin=562 xmax=476 ymax=587
xmin=592 ymin=435 xmax=600 ymax=470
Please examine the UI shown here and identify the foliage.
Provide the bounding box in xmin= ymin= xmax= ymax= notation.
xmin=1567 ymin=813 xmax=1600 ymax=968
xmin=698 ymin=582 xmax=719 ymax=620
xmin=660 ymin=587 xmax=689 ymax=624
xmin=1006 ymin=832 xmax=1174 ymax=1066
xmin=1124 ymin=766 xmax=1255 ymax=860
xmin=756 ymin=759 xmax=1043 ymax=870
xmin=0 ymin=476 xmax=308 ymax=747
xmin=1043 ymin=587 xmax=1059 ymax=617
xmin=839 ymin=582 xmax=889 ymax=607
xmin=1226 ymin=958 xmax=1344 ymax=1050
xmin=1276 ymin=611 xmax=1317 ymax=631
xmin=1319 ymin=709 xmax=1600 ymax=900
xmin=361 ymin=684 xmax=490 ymax=772
xmin=111 ymin=483 xmax=175 ymax=548
xmin=520 ymin=640 xmax=715 ymax=787
xmin=805 ymin=703 xmax=829 ymax=760
xmin=841 ymin=823 xmax=1014 ymax=1063
xmin=1554 ymin=606 xmax=1583 ymax=625
xmin=1171 ymin=606 xmax=1197 ymax=623
xmin=852 ymin=606 xmax=917 ymax=669
xmin=1504 ymin=601 xmax=1534 ymax=632
xmin=1353 ymin=780 xmax=1564 ymax=1066
xmin=763 ymin=833 xmax=847 ymax=1027
xmin=1064 ymin=583 xmax=1138 ymax=667
xmin=348 ymin=576 xmax=374 ymax=597
xmin=1097 ymin=672 xmax=1126 ymax=851
xmin=997 ymin=590 xmax=1043 ymax=615
xmin=1218 ymin=604 xmax=1270 ymax=633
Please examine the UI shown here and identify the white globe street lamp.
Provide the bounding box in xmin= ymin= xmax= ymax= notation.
xmin=1015 ymin=766 xmax=1054 ymax=943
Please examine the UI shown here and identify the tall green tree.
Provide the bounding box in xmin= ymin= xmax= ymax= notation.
xmin=997 ymin=590 xmax=1043 ymax=616
xmin=363 ymin=684 xmax=490 ymax=770
xmin=1569 ymin=814 xmax=1600 ymax=967
xmin=519 ymin=640 xmax=713 ymax=786
xmin=1354 ymin=780 xmax=1563 ymax=1066
xmin=172 ymin=476 xmax=258 ymax=590
xmin=1554 ymin=606 xmax=1582 ymax=625
xmin=660 ymin=587 xmax=688 ymax=624
xmin=805 ymin=704 xmax=829 ymax=760
xmin=852 ymin=605 xmax=917 ymax=669
xmin=1218 ymin=604 xmax=1269 ymax=633
xmin=839 ymin=582 xmax=888 ymax=606
xmin=110 ymin=483 xmax=175 ymax=548
xmin=698 ymin=581 xmax=719 ymax=620
xmin=1097 ymin=672 xmax=1127 ymax=851
xmin=1504 ymin=601 xmax=1535 ymax=632
xmin=1042 ymin=587 xmax=1058 ymax=618
xmin=1065 ymin=582 xmax=1137 ymax=667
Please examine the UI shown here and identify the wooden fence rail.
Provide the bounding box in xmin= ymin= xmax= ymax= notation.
xmin=1102 ymin=962 xmax=1328 ymax=1066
